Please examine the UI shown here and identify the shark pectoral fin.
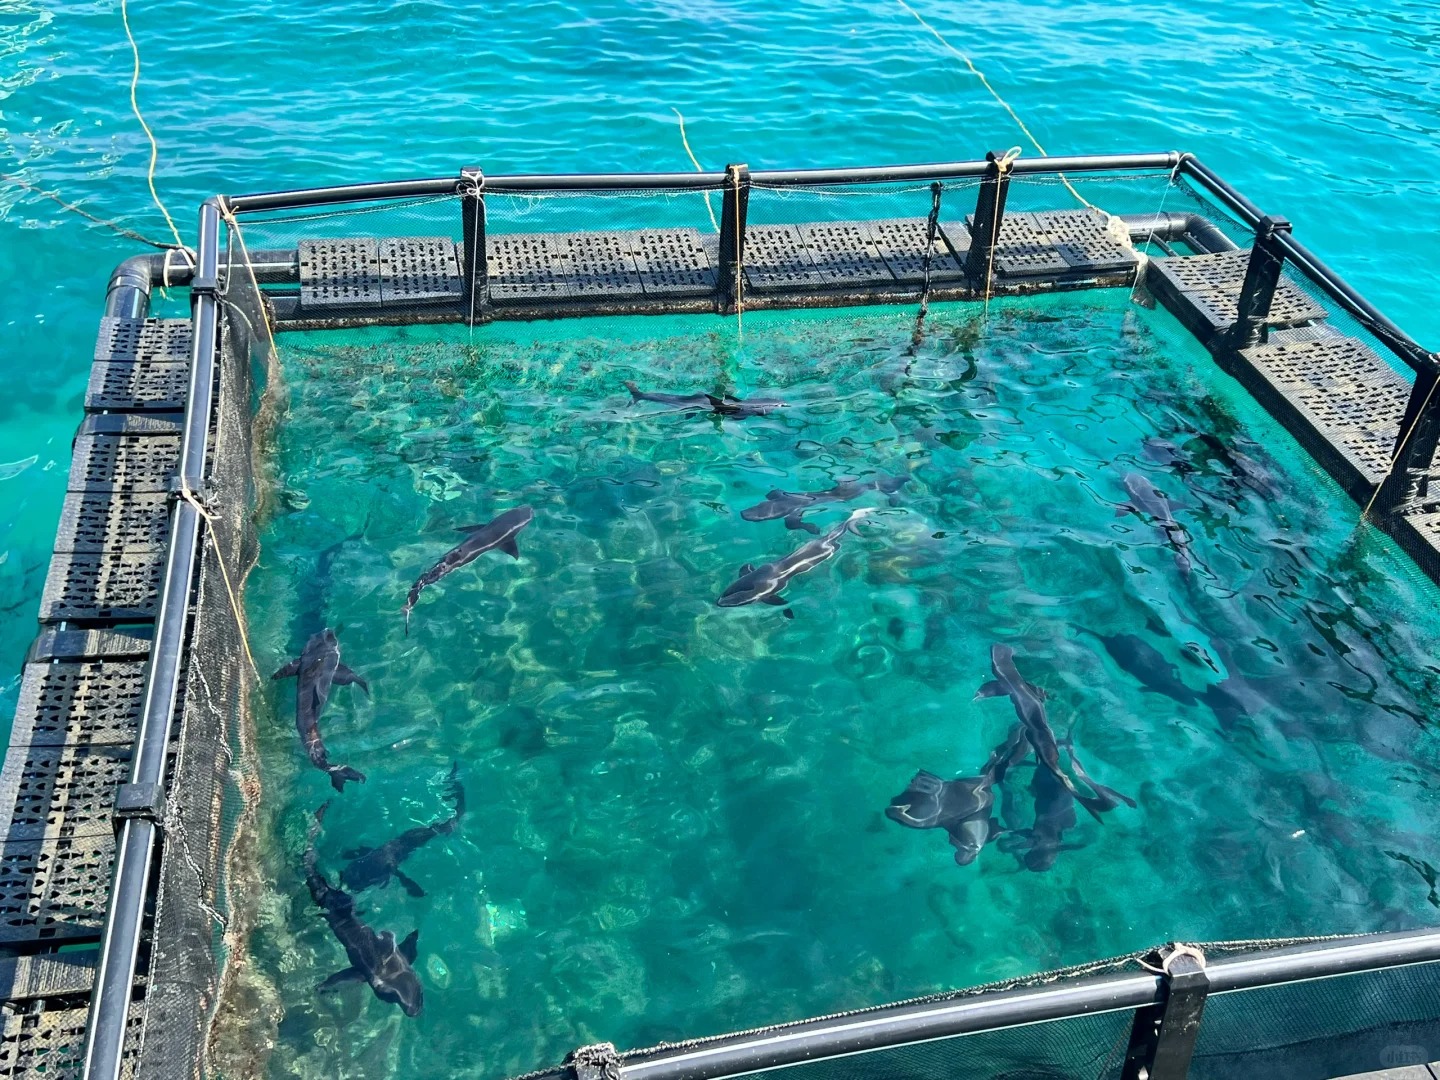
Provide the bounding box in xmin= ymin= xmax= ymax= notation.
xmin=974 ymin=680 xmax=1006 ymax=700
xmin=1115 ymin=503 xmax=1134 ymax=517
xmin=498 ymin=534 xmax=521 ymax=558
xmin=761 ymin=595 xmax=788 ymax=606
xmin=783 ymin=607 xmax=794 ymax=619
xmin=399 ymin=929 xmax=419 ymax=964
xmin=394 ymin=870 xmax=427 ymax=898
xmin=272 ymin=659 xmax=301 ymax=680
xmin=333 ymin=665 xmax=369 ymax=696
xmin=318 ymin=967 xmax=365 ymax=993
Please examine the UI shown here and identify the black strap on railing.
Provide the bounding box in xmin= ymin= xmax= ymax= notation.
xmin=716 ymin=163 xmax=750 ymax=314
xmin=1121 ymin=944 xmax=1210 ymax=1080
xmin=459 ymin=166 xmax=487 ymax=325
xmin=1229 ymin=215 xmax=1291 ymax=349
xmin=964 ymin=150 xmax=1013 ymax=295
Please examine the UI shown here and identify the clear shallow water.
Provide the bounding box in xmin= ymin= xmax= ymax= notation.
xmin=2 ymin=0 xmax=1440 ymax=724
xmin=244 ymin=294 xmax=1440 ymax=1077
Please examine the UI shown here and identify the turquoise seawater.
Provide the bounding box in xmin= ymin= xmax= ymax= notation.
xmin=2 ymin=0 xmax=1439 ymax=722
xmin=239 ymin=291 xmax=1440 ymax=1077
xmin=4 ymin=1 xmax=1440 ymax=1075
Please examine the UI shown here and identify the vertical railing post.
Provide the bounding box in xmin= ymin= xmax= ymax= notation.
xmin=1121 ymin=946 xmax=1209 ymax=1080
xmin=1375 ymin=361 xmax=1440 ymax=517
xmin=1229 ymin=215 xmax=1291 ymax=349
xmin=964 ymin=150 xmax=1014 ymax=295
xmin=459 ymin=166 xmax=486 ymax=325
xmin=716 ymin=163 xmax=750 ymax=314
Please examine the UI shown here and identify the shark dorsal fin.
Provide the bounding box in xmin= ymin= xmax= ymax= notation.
xmin=399 ymin=929 xmax=419 ymax=964
xmin=740 ymin=563 xmax=756 ymax=575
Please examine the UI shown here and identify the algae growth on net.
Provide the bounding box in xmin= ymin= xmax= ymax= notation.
xmin=243 ymin=292 xmax=1440 ymax=1077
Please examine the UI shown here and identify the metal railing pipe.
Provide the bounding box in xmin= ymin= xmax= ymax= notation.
xmin=621 ymin=971 xmax=1164 ymax=1080
xmin=1206 ymin=929 xmax=1440 ymax=993
xmin=81 ymin=197 xmax=224 ymax=1080
xmin=222 ymin=153 xmax=1184 ymax=212
xmin=1178 ymin=154 xmax=1435 ymax=372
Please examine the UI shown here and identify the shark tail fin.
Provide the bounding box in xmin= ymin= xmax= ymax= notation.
xmin=329 ymin=766 xmax=366 ymax=793
xmin=624 ymin=380 xmax=642 ymax=402
xmin=272 ymin=658 xmax=301 ymax=680
xmin=399 ymin=929 xmax=419 ymax=964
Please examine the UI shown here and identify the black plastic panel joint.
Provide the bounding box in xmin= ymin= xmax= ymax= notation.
xmin=112 ymin=781 xmax=165 ymax=831
xmin=1121 ymin=945 xmax=1210 ymax=1080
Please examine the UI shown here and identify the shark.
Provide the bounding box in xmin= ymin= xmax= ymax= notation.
xmin=975 ymin=644 xmax=1134 ymax=823
xmin=340 ymin=763 xmax=465 ymax=896
xmin=1119 ymin=471 xmax=1195 ymax=575
xmin=1094 ymin=630 xmax=1252 ymax=732
xmin=305 ymin=803 xmax=424 ymax=1016
xmin=716 ymin=507 xmax=877 ymax=612
xmin=273 ymin=628 xmax=369 ymax=793
xmin=886 ymin=724 xmax=1029 ymax=866
xmin=624 ymin=381 xmax=788 ymax=417
xmin=741 ymin=475 xmax=910 ymax=534
xmin=404 ymin=506 xmax=534 ymax=634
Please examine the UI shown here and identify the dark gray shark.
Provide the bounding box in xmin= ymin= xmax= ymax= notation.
xmin=1003 ymin=758 xmax=1079 ymax=872
xmin=273 ymin=628 xmax=369 ymax=793
xmin=1095 ymin=631 xmax=1252 ymax=732
xmin=1119 ymin=471 xmax=1195 ymax=575
xmin=305 ymin=803 xmax=424 ymax=1016
xmin=976 ymin=644 xmax=1133 ymax=823
xmin=341 ymin=763 xmax=465 ymax=896
xmin=717 ymin=507 xmax=876 ymax=611
xmin=741 ymin=475 xmax=910 ymax=534
xmin=886 ymin=724 xmax=1028 ymax=866
xmin=404 ymin=505 xmax=534 ymax=634
xmin=624 ymin=381 xmax=788 ymax=417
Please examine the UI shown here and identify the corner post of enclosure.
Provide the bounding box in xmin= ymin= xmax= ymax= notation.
xmin=1375 ymin=355 xmax=1440 ymax=518
xmin=459 ymin=166 xmax=487 ymax=324
xmin=1229 ymin=215 xmax=1291 ymax=349
xmin=964 ymin=150 xmax=1014 ymax=294
xmin=716 ymin=163 xmax=750 ymax=314
xmin=1120 ymin=946 xmax=1210 ymax=1080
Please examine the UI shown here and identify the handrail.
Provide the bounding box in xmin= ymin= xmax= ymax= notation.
xmin=618 ymin=930 xmax=1440 ymax=1080
xmin=222 ymin=152 xmax=1183 ymax=212
xmin=81 ymin=197 xmax=224 ymax=1080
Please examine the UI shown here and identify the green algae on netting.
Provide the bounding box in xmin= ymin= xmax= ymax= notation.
xmin=243 ymin=294 xmax=1440 ymax=1079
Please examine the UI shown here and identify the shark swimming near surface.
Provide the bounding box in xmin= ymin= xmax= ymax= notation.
xmin=741 ymin=475 xmax=910 ymax=534
xmin=1001 ymin=756 xmax=1080 ymax=872
xmin=1092 ymin=630 xmax=1252 ymax=732
xmin=975 ymin=644 xmax=1134 ymax=823
xmin=341 ymin=763 xmax=465 ymax=896
xmin=404 ymin=506 xmax=534 ymax=634
xmin=1119 ymin=471 xmax=1195 ymax=575
xmin=887 ymin=724 xmax=1028 ymax=866
xmin=716 ymin=507 xmax=878 ymax=613
xmin=305 ymin=803 xmax=424 ymax=1016
xmin=273 ymin=628 xmax=369 ymax=793
xmin=624 ymin=381 xmax=788 ymax=417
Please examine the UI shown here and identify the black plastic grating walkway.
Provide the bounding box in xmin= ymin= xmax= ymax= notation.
xmin=94 ymin=317 xmax=190 ymax=363
xmin=1239 ymin=334 xmax=1409 ymax=485
xmin=1149 ymin=249 xmax=1326 ymax=335
xmin=68 ymin=415 xmax=182 ymax=495
xmin=85 ymin=358 xmax=188 ymax=413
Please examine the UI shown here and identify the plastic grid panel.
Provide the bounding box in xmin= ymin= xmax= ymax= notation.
xmin=944 ymin=212 xmax=1067 ymax=276
xmin=378 ymin=236 xmax=463 ymax=306
xmin=298 ymin=238 xmax=382 ymax=312
xmin=12 ymin=660 xmax=147 ymax=747
xmin=0 ymin=832 xmax=113 ymax=943
xmin=553 ymin=232 xmax=645 ymax=296
xmin=869 ymin=218 xmax=968 ymax=283
xmin=625 ymin=228 xmax=716 ymax=296
xmin=54 ymin=490 xmax=169 ymax=554
xmin=0 ymin=742 xmax=133 ymax=842
xmin=486 ymin=234 xmax=570 ymax=301
xmin=1241 ymin=336 xmax=1408 ymax=482
xmin=66 ymin=428 xmax=181 ymax=495
xmin=0 ymin=950 xmax=99 ymax=1000
xmin=1151 ymin=249 xmax=1327 ymax=331
xmin=1029 ymin=208 xmax=1139 ymax=273
xmin=741 ymin=224 xmax=828 ymax=290
xmin=94 ymin=317 xmax=190 ymax=362
xmin=39 ymin=550 xmax=164 ymax=623
xmin=84 ymin=359 xmax=188 ymax=413
xmin=797 ymin=222 xmax=896 ymax=287
xmin=0 ymin=999 xmax=142 ymax=1076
